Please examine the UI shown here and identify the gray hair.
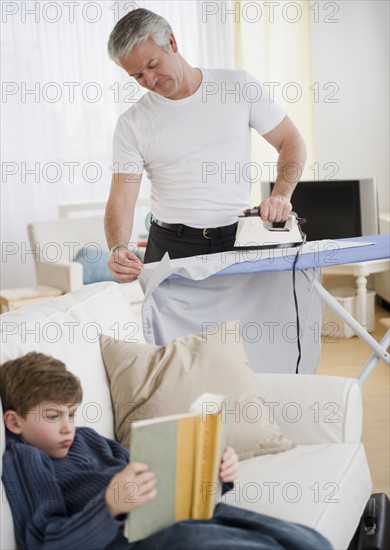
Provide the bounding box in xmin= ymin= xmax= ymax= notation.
xmin=108 ymin=8 xmax=173 ymax=64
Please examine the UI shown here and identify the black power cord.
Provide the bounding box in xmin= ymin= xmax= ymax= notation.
xmin=292 ymin=236 xmax=306 ymax=374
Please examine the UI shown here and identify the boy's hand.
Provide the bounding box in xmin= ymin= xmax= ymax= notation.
xmin=219 ymin=447 xmax=239 ymax=483
xmin=105 ymin=462 xmax=157 ymax=517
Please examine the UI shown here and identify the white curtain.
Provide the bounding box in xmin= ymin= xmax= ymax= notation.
xmin=232 ymin=0 xmax=315 ymax=205
xmin=1 ymin=0 xmax=232 ymax=286
xmin=1 ymin=0 xmax=313 ymax=287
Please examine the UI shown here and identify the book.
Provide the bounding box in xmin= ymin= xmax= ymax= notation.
xmin=124 ymin=393 xmax=229 ymax=543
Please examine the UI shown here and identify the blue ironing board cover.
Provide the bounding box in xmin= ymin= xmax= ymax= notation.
xmin=211 ymin=234 xmax=390 ymax=277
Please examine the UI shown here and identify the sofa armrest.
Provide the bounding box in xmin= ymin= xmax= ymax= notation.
xmin=35 ymin=261 xmax=83 ymax=293
xmin=256 ymin=374 xmax=363 ymax=445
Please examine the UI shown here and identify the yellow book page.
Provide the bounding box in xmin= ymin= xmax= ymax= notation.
xmin=175 ymin=416 xmax=196 ymax=522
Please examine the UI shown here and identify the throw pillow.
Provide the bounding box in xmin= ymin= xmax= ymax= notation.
xmin=74 ymin=247 xmax=117 ymax=284
xmin=100 ymin=322 xmax=295 ymax=460
xmin=75 ymin=246 xmax=143 ymax=284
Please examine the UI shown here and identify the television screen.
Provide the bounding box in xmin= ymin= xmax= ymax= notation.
xmin=271 ymin=180 xmax=362 ymax=241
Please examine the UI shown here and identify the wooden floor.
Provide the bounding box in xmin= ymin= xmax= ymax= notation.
xmin=317 ymin=303 xmax=390 ymax=497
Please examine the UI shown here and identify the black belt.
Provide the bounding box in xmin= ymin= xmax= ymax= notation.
xmin=151 ymin=218 xmax=238 ymax=239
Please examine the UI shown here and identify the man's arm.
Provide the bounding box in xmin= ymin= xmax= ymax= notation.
xmin=105 ymin=172 xmax=143 ymax=282
xmin=260 ymin=115 xmax=307 ymax=222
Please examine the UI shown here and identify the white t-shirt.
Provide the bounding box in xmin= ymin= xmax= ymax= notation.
xmin=112 ymin=68 xmax=285 ymax=228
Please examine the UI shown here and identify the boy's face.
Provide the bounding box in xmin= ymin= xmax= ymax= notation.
xmin=7 ymin=402 xmax=77 ymax=459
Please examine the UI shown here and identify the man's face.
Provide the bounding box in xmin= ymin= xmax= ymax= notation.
xmin=118 ymin=35 xmax=184 ymax=99
xmin=16 ymin=402 xmax=77 ymax=459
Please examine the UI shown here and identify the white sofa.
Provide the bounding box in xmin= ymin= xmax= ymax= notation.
xmin=0 ymin=282 xmax=372 ymax=549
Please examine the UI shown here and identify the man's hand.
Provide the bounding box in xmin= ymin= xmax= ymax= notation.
xmin=105 ymin=462 xmax=157 ymax=517
xmin=259 ymin=115 xmax=306 ymax=223
xmin=108 ymin=248 xmax=143 ymax=282
xmin=219 ymin=447 xmax=239 ymax=483
xmin=258 ymin=195 xmax=292 ymax=223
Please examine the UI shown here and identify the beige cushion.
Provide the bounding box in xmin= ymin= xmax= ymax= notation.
xmin=100 ymin=323 xmax=295 ymax=460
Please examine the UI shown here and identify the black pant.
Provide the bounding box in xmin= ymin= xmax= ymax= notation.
xmin=144 ymin=223 xmax=238 ymax=263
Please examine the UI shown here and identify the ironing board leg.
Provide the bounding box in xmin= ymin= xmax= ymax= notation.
xmin=358 ymin=331 xmax=390 ymax=385
xmin=302 ymin=271 xmax=390 ymax=376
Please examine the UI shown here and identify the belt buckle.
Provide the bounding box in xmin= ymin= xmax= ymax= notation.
xmin=203 ymin=228 xmax=212 ymax=239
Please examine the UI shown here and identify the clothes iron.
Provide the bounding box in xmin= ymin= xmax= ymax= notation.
xmin=233 ymin=209 xmax=306 ymax=250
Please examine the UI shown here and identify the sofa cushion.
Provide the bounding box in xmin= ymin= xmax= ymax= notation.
xmin=223 ymin=442 xmax=372 ymax=550
xmin=100 ymin=322 xmax=295 ymax=460
xmin=74 ymin=247 xmax=143 ymax=285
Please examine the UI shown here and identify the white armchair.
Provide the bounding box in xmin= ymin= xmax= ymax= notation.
xmin=27 ymin=216 xmax=144 ymax=306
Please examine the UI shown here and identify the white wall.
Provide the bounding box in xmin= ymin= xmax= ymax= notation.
xmin=310 ymin=0 xmax=389 ymax=211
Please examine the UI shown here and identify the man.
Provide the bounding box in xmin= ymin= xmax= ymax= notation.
xmin=105 ymin=8 xmax=307 ymax=281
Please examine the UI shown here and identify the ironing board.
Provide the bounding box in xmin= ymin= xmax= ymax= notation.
xmin=211 ymin=233 xmax=390 ymax=383
xmin=139 ymin=234 xmax=389 ymax=381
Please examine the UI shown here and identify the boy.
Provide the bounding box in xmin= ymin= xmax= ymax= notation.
xmin=1 ymin=352 xmax=332 ymax=549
